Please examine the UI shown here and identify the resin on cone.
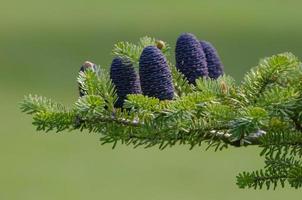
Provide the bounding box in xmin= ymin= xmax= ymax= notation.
xmin=110 ymin=57 xmax=141 ymax=108
xmin=175 ymin=33 xmax=208 ymax=84
xmin=139 ymin=46 xmax=174 ymax=100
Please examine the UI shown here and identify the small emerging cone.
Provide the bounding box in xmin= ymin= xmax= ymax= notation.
xmin=200 ymin=40 xmax=224 ymax=79
xmin=175 ymin=33 xmax=208 ymax=84
xmin=156 ymin=40 xmax=165 ymax=50
xmin=79 ymin=61 xmax=97 ymax=97
xmin=110 ymin=57 xmax=142 ymax=108
xmin=139 ymin=46 xmax=174 ymax=100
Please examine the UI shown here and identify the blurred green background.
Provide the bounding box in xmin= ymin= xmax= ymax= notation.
xmin=1 ymin=0 xmax=302 ymax=199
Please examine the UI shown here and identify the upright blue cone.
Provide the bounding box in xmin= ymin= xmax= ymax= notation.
xmin=175 ymin=33 xmax=208 ymax=84
xmin=200 ymin=41 xmax=224 ymax=79
xmin=139 ymin=46 xmax=174 ymax=100
xmin=110 ymin=57 xmax=141 ymax=108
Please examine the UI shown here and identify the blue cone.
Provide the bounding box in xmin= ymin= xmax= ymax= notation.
xmin=175 ymin=33 xmax=208 ymax=84
xmin=110 ymin=57 xmax=141 ymax=108
xmin=139 ymin=46 xmax=174 ymax=100
xmin=200 ymin=41 xmax=224 ymax=79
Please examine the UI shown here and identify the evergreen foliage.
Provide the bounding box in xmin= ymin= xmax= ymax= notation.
xmin=20 ymin=36 xmax=302 ymax=190
xmin=79 ymin=61 xmax=97 ymax=97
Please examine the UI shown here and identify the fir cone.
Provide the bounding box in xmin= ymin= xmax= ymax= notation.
xmin=200 ymin=40 xmax=224 ymax=79
xmin=139 ymin=46 xmax=174 ymax=100
xmin=79 ymin=61 xmax=97 ymax=97
xmin=175 ymin=33 xmax=208 ymax=84
xmin=110 ymin=57 xmax=142 ymax=108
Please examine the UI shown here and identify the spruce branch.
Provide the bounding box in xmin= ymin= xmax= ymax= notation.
xmin=20 ymin=35 xmax=302 ymax=190
xmin=78 ymin=66 xmax=117 ymax=111
xmin=259 ymin=131 xmax=302 ymax=158
xmin=20 ymin=94 xmax=65 ymax=115
xmin=20 ymin=95 xmax=76 ymax=132
xmin=236 ymin=153 xmax=302 ymax=189
xmin=240 ymin=53 xmax=300 ymax=105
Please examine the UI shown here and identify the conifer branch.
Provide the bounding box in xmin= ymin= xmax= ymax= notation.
xmin=20 ymin=35 xmax=302 ymax=190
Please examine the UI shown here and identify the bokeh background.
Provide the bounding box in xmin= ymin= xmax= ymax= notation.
xmin=1 ymin=0 xmax=302 ymax=199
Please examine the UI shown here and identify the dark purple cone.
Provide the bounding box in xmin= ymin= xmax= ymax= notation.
xmin=175 ymin=33 xmax=208 ymax=84
xmin=200 ymin=41 xmax=224 ymax=79
xmin=79 ymin=61 xmax=97 ymax=97
xmin=139 ymin=46 xmax=174 ymax=100
xmin=110 ymin=57 xmax=142 ymax=108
